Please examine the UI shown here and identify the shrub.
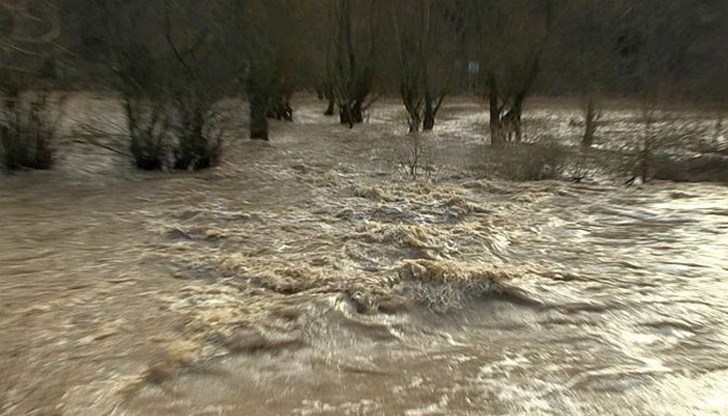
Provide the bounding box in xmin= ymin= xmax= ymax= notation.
xmin=173 ymin=99 xmax=223 ymax=171
xmin=124 ymin=97 xmax=174 ymax=170
xmin=117 ymin=50 xmax=224 ymax=172
xmin=479 ymin=142 xmax=569 ymax=181
xmin=123 ymin=96 xmax=224 ymax=171
xmin=0 ymin=92 xmax=62 ymax=171
xmin=390 ymin=133 xmax=443 ymax=182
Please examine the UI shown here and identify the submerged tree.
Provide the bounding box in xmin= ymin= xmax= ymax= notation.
xmin=390 ymin=0 xmax=460 ymax=132
xmin=556 ymin=0 xmax=622 ymax=147
xmin=328 ymin=0 xmax=380 ymax=127
xmin=71 ymin=0 xmax=230 ymax=170
xmin=464 ymin=0 xmax=555 ymax=145
xmin=220 ymin=0 xmax=299 ymax=140
xmin=299 ymin=0 xmax=337 ymax=116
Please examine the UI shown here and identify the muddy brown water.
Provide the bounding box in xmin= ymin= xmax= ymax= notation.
xmin=1 ymin=97 xmax=728 ymax=415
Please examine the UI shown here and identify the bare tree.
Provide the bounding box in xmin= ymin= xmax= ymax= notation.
xmin=390 ymin=0 xmax=459 ymax=132
xmin=298 ymin=0 xmax=337 ymax=116
xmin=220 ymin=0 xmax=300 ymax=140
xmin=0 ymin=0 xmax=64 ymax=171
xmin=327 ymin=0 xmax=380 ymax=127
xmin=557 ymin=0 xmax=622 ymax=147
xmin=464 ymin=0 xmax=554 ymax=145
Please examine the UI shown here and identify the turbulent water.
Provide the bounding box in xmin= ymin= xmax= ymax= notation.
xmin=1 ymin=96 xmax=728 ymax=415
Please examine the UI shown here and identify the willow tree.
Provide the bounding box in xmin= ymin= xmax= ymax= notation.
xmin=219 ymin=0 xmax=299 ymax=140
xmin=390 ymin=0 xmax=460 ymax=132
xmin=553 ymin=0 xmax=623 ymax=147
xmin=328 ymin=0 xmax=380 ymax=127
xmin=300 ymin=0 xmax=338 ymax=116
xmin=464 ymin=0 xmax=555 ymax=145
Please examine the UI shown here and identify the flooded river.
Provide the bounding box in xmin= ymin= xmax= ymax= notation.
xmin=1 ymin=97 xmax=727 ymax=415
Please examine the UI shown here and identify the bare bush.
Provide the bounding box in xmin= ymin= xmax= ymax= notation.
xmin=0 ymin=0 xmax=62 ymax=172
xmin=123 ymin=97 xmax=173 ymax=170
xmin=622 ymin=104 xmax=728 ymax=183
xmin=390 ymin=133 xmax=443 ymax=182
xmin=173 ymin=98 xmax=223 ymax=170
xmin=479 ymin=142 xmax=568 ymax=181
xmin=121 ymin=97 xmax=224 ymax=171
xmin=0 ymin=91 xmax=63 ymax=171
xmin=78 ymin=0 xmax=231 ymax=170
xmin=108 ymin=39 xmax=174 ymax=170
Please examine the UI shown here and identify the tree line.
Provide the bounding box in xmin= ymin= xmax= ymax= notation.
xmin=2 ymin=0 xmax=728 ymax=171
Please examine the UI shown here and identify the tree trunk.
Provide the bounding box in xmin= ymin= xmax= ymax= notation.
xmin=422 ymin=111 xmax=434 ymax=131
xmin=267 ymin=97 xmax=293 ymax=121
xmin=339 ymin=103 xmax=353 ymax=127
xmin=408 ymin=112 xmax=422 ymax=133
xmin=503 ymin=108 xmax=523 ymax=143
xmin=340 ymin=100 xmax=363 ymax=126
xmin=508 ymin=92 xmax=526 ymax=143
xmin=324 ymin=99 xmax=335 ymax=116
xmin=423 ymin=92 xmax=435 ymax=131
xmin=582 ymin=97 xmax=597 ymax=147
xmin=489 ymin=93 xmax=503 ymax=146
xmin=324 ymin=83 xmax=335 ymax=116
xmin=401 ymin=86 xmax=422 ymax=133
xmin=352 ymin=99 xmax=364 ymax=123
xmin=487 ymin=74 xmax=505 ymax=145
xmin=513 ymin=113 xmax=523 ymax=142
xmin=249 ymin=91 xmax=269 ymax=140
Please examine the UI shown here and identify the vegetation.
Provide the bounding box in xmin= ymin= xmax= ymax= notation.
xmin=0 ymin=0 xmax=726 ymax=182
xmin=491 ymin=142 xmax=568 ymax=181
xmin=1 ymin=90 xmax=61 ymax=171
xmin=0 ymin=1 xmax=62 ymax=171
xmin=390 ymin=0 xmax=458 ymax=132
xmin=390 ymin=133 xmax=442 ymax=182
xmin=84 ymin=0 xmax=230 ymax=170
